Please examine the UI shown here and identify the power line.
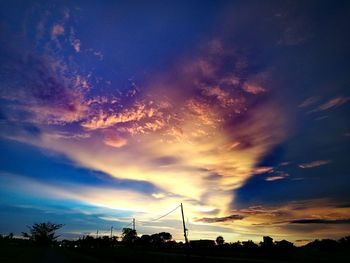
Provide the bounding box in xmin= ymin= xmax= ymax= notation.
xmin=121 ymin=221 xmax=133 ymax=229
xmin=115 ymin=221 xmax=133 ymax=233
xmin=137 ymin=204 xmax=181 ymax=225
xmin=108 ymin=204 xmax=185 ymax=238
xmin=148 ymin=204 xmax=181 ymax=222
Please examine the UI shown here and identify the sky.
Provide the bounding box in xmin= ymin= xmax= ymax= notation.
xmin=0 ymin=0 xmax=349 ymax=245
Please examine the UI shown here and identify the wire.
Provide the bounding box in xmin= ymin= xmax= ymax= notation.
xmin=137 ymin=205 xmax=181 ymax=225
xmin=149 ymin=204 xmax=181 ymax=222
xmin=109 ymin=204 xmax=182 ymax=233
xmin=116 ymin=221 xmax=133 ymax=232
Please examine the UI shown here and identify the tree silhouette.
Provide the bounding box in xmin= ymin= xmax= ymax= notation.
xmin=22 ymin=222 xmax=63 ymax=246
xmin=139 ymin=234 xmax=152 ymax=245
xmin=275 ymin=240 xmax=294 ymax=250
xmin=150 ymin=232 xmax=173 ymax=244
xmin=158 ymin=232 xmax=172 ymax=242
xmin=216 ymin=236 xmax=225 ymax=246
xmin=122 ymin=228 xmax=137 ymax=244
xmin=260 ymin=236 xmax=273 ymax=249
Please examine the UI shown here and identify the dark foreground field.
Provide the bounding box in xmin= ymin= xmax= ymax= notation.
xmin=1 ymin=245 xmax=349 ymax=263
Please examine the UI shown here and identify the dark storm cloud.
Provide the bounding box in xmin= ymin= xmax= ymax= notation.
xmin=337 ymin=203 xmax=350 ymax=208
xmin=255 ymin=218 xmax=350 ymax=226
xmin=151 ymin=156 xmax=180 ymax=166
xmin=196 ymin=214 xmax=244 ymax=223
xmin=205 ymin=172 xmax=223 ymax=181
xmin=290 ymin=219 xmax=350 ymax=224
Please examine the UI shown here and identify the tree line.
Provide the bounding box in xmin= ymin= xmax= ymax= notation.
xmin=1 ymin=221 xmax=350 ymax=254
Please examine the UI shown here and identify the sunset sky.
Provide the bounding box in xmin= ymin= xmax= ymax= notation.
xmin=0 ymin=0 xmax=349 ymax=245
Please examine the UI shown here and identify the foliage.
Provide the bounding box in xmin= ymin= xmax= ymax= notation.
xmin=216 ymin=236 xmax=225 ymax=246
xmin=149 ymin=232 xmax=172 ymax=245
xmin=121 ymin=228 xmax=138 ymax=243
xmin=22 ymin=222 xmax=63 ymax=246
xmin=260 ymin=236 xmax=273 ymax=248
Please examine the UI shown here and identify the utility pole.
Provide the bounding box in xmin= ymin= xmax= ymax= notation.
xmin=132 ymin=218 xmax=135 ymax=231
xmin=110 ymin=226 xmax=113 ymax=238
xmin=180 ymin=203 xmax=188 ymax=244
xmin=96 ymin=230 xmax=99 ymax=238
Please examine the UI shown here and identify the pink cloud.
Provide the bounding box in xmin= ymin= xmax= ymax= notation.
xmin=243 ymin=82 xmax=266 ymax=95
xmin=201 ymin=86 xmax=241 ymax=108
xmin=104 ymin=134 xmax=127 ymax=148
xmin=265 ymin=172 xmax=289 ymax=181
xmin=51 ymin=24 xmax=64 ymax=39
xmin=315 ymin=97 xmax=349 ymax=111
xmin=265 ymin=175 xmax=285 ymax=181
xmin=299 ymin=160 xmax=331 ymax=169
xmin=73 ymin=39 xmax=81 ymax=52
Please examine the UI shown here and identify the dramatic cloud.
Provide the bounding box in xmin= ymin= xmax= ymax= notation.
xmin=1 ymin=1 xmax=349 ymax=242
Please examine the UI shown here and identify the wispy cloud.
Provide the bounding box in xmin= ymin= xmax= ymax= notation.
xmin=311 ymin=97 xmax=349 ymax=112
xmin=265 ymin=171 xmax=289 ymax=181
xmin=299 ymin=160 xmax=331 ymax=169
xmin=196 ymin=214 xmax=244 ymax=223
xmin=265 ymin=175 xmax=286 ymax=182
xmin=254 ymin=166 xmax=274 ymax=174
xmin=298 ymin=96 xmax=319 ymax=108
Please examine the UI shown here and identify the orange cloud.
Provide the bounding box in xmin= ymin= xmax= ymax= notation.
xmin=81 ymin=102 xmax=159 ymax=130
xmin=254 ymin=166 xmax=274 ymax=174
